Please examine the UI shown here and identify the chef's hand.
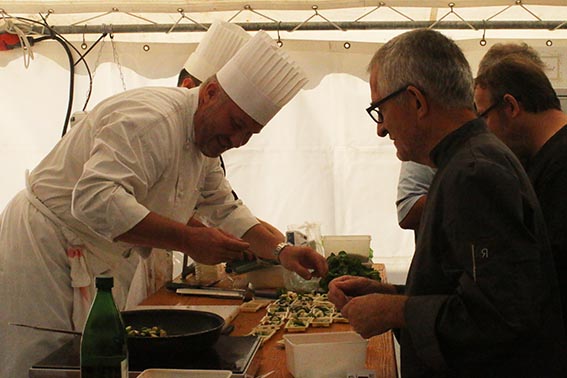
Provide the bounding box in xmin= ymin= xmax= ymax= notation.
xmin=185 ymin=227 xmax=250 ymax=265
xmin=328 ymin=275 xmax=397 ymax=310
xmin=279 ymin=245 xmax=328 ymax=280
xmin=341 ymin=293 xmax=408 ymax=339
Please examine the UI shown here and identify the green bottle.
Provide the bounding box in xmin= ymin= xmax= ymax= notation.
xmin=80 ymin=276 xmax=128 ymax=378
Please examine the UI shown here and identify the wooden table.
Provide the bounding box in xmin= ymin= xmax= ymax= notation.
xmin=140 ymin=264 xmax=398 ymax=378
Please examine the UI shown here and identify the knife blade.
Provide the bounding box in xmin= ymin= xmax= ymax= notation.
xmin=10 ymin=322 xmax=82 ymax=335
xmin=176 ymin=287 xmax=244 ymax=299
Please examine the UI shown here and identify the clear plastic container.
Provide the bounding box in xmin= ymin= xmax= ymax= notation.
xmin=284 ymin=331 xmax=368 ymax=378
xmin=322 ymin=235 xmax=371 ymax=260
xmin=282 ymin=269 xmax=320 ymax=293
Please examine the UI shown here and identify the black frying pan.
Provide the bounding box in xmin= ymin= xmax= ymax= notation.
xmin=121 ymin=309 xmax=224 ymax=367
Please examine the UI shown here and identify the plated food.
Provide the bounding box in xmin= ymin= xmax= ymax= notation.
xmin=248 ymin=291 xmax=346 ymax=340
xmin=240 ymin=300 xmax=269 ymax=313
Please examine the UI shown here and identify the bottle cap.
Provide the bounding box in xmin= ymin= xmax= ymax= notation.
xmin=95 ymin=275 xmax=114 ymax=289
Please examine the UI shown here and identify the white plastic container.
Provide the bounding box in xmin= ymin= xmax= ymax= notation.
xmin=284 ymin=331 xmax=368 ymax=378
xmin=137 ymin=369 xmax=232 ymax=378
xmin=322 ymin=235 xmax=371 ymax=259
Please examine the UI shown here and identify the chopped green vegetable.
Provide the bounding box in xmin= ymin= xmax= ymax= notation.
xmin=319 ymin=251 xmax=381 ymax=292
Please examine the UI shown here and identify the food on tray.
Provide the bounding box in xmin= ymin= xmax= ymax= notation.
xmin=249 ymin=325 xmax=278 ymax=344
xmin=253 ymin=290 xmax=345 ymax=335
xmin=310 ymin=304 xmax=334 ymax=318
xmin=310 ymin=317 xmax=332 ymax=327
xmin=261 ymin=313 xmax=286 ymax=327
xmin=332 ymin=313 xmax=349 ymax=323
xmin=285 ymin=317 xmax=310 ymax=332
xmin=240 ymin=300 xmax=266 ymax=313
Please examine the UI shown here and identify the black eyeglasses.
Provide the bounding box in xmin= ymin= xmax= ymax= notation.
xmin=477 ymin=99 xmax=502 ymax=119
xmin=366 ymin=86 xmax=409 ymax=124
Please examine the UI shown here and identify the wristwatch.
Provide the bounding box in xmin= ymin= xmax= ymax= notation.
xmin=273 ymin=242 xmax=291 ymax=263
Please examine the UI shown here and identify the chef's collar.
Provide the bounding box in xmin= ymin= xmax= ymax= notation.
xmin=430 ymin=118 xmax=487 ymax=168
xmin=185 ymin=87 xmax=200 ymax=149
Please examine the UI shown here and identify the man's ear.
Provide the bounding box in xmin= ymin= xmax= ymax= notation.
xmin=503 ymin=94 xmax=521 ymax=117
xmin=199 ymin=80 xmax=221 ymax=105
xmin=407 ymin=85 xmax=428 ymax=119
xmin=180 ymin=77 xmax=197 ymax=89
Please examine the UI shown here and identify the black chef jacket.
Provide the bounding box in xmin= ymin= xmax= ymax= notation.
xmin=526 ymin=124 xmax=567 ymax=332
xmin=399 ymin=119 xmax=564 ymax=377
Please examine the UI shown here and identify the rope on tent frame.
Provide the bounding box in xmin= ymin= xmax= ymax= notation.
xmin=429 ymin=3 xmax=476 ymax=31
xmin=486 ymin=0 xmax=542 ymax=23
xmin=69 ymin=7 xmax=158 ymax=27
xmin=291 ymin=5 xmax=344 ymax=32
xmin=354 ymin=2 xmax=415 ymax=23
xmin=552 ymin=20 xmax=567 ymax=31
xmin=167 ymin=8 xmax=208 ymax=34
xmin=228 ymin=4 xmax=279 ymax=24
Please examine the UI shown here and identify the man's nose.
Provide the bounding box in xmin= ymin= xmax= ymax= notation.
xmin=377 ymin=123 xmax=389 ymax=138
xmin=230 ymin=132 xmax=252 ymax=148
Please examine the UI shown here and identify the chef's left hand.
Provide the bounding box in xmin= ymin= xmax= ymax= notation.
xmin=279 ymin=245 xmax=328 ymax=280
xmin=341 ymin=293 xmax=408 ymax=339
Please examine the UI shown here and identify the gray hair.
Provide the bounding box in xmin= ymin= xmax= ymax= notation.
xmin=477 ymin=42 xmax=544 ymax=76
xmin=368 ymin=29 xmax=474 ymax=111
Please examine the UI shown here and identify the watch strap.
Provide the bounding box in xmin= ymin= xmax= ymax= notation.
xmin=273 ymin=242 xmax=291 ymax=263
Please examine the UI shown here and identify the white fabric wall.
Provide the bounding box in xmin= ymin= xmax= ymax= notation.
xmin=2 ymin=36 xmax=567 ymax=283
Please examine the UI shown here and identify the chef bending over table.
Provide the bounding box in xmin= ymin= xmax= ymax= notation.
xmin=0 ymin=30 xmax=328 ymax=378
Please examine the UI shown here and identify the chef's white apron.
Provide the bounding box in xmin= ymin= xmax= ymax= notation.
xmin=0 ymin=175 xmax=138 ymax=378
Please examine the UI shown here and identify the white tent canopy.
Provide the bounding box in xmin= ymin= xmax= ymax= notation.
xmin=2 ymin=1 xmax=567 ymax=283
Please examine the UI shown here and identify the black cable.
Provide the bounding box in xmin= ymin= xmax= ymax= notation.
xmin=76 ymin=32 xmax=107 ymax=111
xmin=15 ymin=16 xmax=94 ymax=135
xmin=54 ymin=35 xmax=74 ymax=137
xmin=32 ymin=34 xmax=75 ymax=137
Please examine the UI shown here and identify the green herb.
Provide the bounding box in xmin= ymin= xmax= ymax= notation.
xmin=319 ymin=251 xmax=381 ymax=292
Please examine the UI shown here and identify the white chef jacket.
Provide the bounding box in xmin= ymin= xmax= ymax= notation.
xmin=0 ymin=86 xmax=259 ymax=378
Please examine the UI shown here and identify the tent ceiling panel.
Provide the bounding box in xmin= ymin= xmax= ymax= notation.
xmin=2 ymin=1 xmax=567 ymax=14
xmin=2 ymin=3 xmax=566 ymax=34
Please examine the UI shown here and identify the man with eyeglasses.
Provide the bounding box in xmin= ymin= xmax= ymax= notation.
xmin=393 ymin=43 xmax=546 ymax=234
xmin=475 ymin=55 xmax=567 ymax=338
xmin=328 ymin=29 xmax=564 ymax=377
